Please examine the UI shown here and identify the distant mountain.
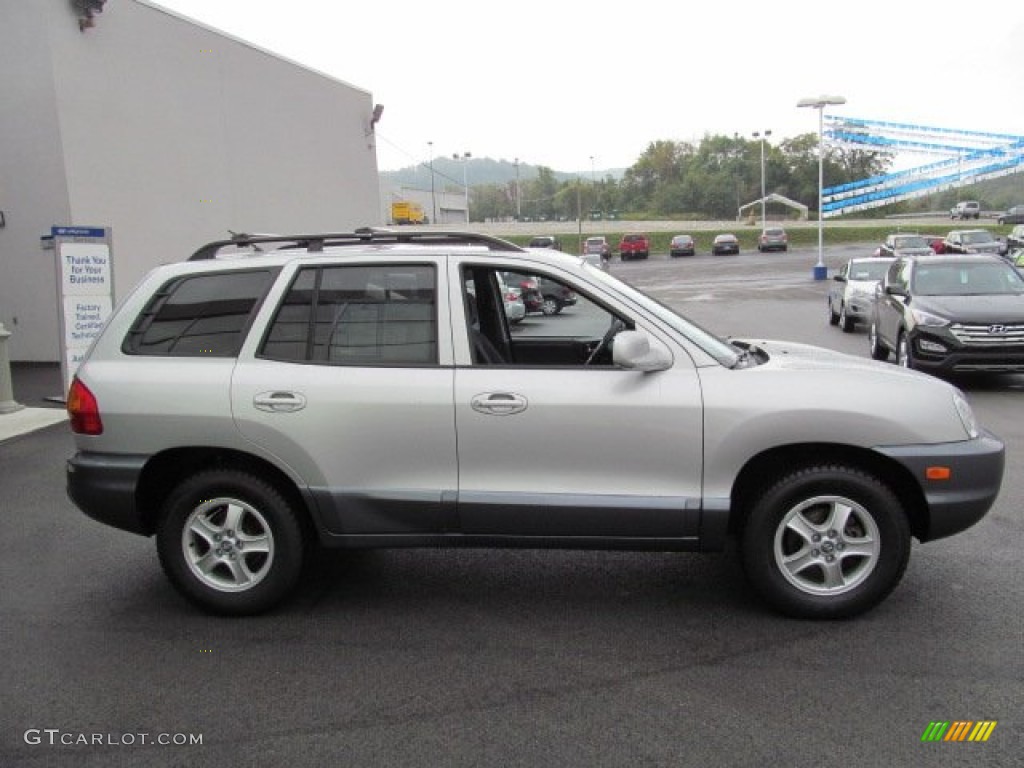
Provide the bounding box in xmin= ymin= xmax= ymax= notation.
xmin=380 ymin=157 xmax=625 ymax=191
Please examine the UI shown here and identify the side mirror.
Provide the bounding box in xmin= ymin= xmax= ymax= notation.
xmin=833 ymin=274 xmax=847 ymax=283
xmin=885 ymin=283 xmax=907 ymax=297
xmin=613 ymin=330 xmax=671 ymax=372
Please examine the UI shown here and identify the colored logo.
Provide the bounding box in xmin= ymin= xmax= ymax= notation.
xmin=921 ymin=721 xmax=997 ymax=742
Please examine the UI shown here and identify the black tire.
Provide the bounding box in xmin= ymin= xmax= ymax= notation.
xmin=157 ymin=469 xmax=307 ymax=615
xmin=827 ymin=298 xmax=839 ymax=326
xmin=740 ymin=465 xmax=911 ymax=619
xmin=868 ymin=321 xmax=888 ymax=360
xmin=541 ymin=296 xmax=561 ymax=316
xmin=839 ymin=303 xmax=855 ymax=333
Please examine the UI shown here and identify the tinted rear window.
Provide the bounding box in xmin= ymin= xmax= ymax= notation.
xmin=122 ymin=270 xmax=275 ymax=357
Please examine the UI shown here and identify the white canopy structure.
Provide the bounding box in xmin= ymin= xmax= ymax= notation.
xmin=737 ymin=193 xmax=809 ymax=222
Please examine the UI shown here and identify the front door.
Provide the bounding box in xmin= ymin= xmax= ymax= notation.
xmin=453 ymin=262 xmax=704 ymax=540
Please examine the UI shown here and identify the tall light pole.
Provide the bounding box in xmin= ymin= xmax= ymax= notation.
xmin=797 ymin=95 xmax=846 ymax=280
xmin=752 ymin=130 xmax=771 ymax=226
xmin=453 ymin=151 xmax=472 ymax=223
xmin=514 ymin=157 xmax=521 ymax=221
xmin=427 ymin=140 xmax=437 ymax=225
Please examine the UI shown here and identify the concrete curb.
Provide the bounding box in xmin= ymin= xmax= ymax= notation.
xmin=0 ymin=408 xmax=69 ymax=443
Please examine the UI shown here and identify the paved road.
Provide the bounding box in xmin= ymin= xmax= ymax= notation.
xmin=2 ymin=247 xmax=1021 ymax=767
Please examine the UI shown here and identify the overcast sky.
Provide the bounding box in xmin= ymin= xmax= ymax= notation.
xmin=152 ymin=0 xmax=1023 ymax=174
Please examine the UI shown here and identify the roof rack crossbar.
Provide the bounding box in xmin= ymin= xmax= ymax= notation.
xmin=189 ymin=228 xmax=524 ymax=260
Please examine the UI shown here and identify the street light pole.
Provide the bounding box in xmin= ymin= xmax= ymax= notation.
xmin=453 ymin=151 xmax=472 ymax=223
xmin=514 ymin=157 xmax=521 ymax=221
xmin=752 ymin=130 xmax=771 ymax=226
xmin=427 ymin=141 xmax=437 ymax=225
xmin=797 ymin=95 xmax=846 ymax=280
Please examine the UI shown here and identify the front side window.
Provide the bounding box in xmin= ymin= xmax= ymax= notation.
xmin=463 ymin=265 xmax=625 ymax=367
xmin=260 ymin=264 xmax=437 ymax=365
xmin=123 ymin=269 xmax=275 ymax=357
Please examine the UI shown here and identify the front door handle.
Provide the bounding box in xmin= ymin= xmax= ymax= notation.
xmin=470 ymin=392 xmax=528 ymax=416
xmin=254 ymin=391 xmax=307 ymax=413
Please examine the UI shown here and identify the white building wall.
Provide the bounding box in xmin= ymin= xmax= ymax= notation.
xmin=0 ymin=1 xmax=381 ymax=360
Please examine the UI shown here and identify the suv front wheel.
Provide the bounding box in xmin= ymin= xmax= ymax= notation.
xmin=740 ymin=465 xmax=911 ymax=619
xmin=157 ymin=469 xmax=307 ymax=615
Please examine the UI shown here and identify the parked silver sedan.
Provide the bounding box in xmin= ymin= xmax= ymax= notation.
xmin=828 ymin=256 xmax=894 ymax=332
xmin=498 ymin=274 xmax=526 ymax=324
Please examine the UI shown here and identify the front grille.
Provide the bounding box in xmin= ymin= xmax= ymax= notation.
xmin=949 ymin=323 xmax=1024 ymax=346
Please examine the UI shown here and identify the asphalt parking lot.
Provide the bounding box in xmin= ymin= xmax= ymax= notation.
xmin=1 ymin=245 xmax=1021 ymax=767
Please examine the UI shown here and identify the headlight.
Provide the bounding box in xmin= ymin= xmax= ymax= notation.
xmin=910 ymin=308 xmax=949 ymax=327
xmin=953 ymin=390 xmax=980 ymax=439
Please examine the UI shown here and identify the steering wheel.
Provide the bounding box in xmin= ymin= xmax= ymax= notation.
xmin=585 ymin=318 xmax=625 ymax=366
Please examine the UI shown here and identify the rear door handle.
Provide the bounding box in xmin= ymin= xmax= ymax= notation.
xmin=470 ymin=392 xmax=528 ymax=416
xmin=253 ymin=391 xmax=307 ymax=413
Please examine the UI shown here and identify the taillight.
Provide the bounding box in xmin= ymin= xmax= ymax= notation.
xmin=67 ymin=377 xmax=103 ymax=435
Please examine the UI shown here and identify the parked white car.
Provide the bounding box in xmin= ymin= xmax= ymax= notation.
xmin=827 ymin=256 xmax=895 ymax=332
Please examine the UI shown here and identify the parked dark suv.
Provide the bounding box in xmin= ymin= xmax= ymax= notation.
xmin=869 ymin=254 xmax=1024 ymax=373
xmin=528 ymin=235 xmax=562 ymax=250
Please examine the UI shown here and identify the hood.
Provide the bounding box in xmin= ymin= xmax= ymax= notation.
xmin=847 ymin=278 xmax=882 ymax=291
xmin=734 ymin=338 xmax=923 ymax=378
xmin=912 ymin=294 xmax=1024 ymax=323
xmin=894 ymin=247 xmax=934 ymax=257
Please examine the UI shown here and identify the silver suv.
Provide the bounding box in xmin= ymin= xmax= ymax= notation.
xmin=950 ymin=201 xmax=980 ymax=220
xmin=66 ymin=230 xmax=1005 ymax=618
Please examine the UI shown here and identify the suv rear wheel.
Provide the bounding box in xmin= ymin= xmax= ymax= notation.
xmin=740 ymin=465 xmax=911 ymax=619
xmin=156 ymin=469 xmax=307 ymax=615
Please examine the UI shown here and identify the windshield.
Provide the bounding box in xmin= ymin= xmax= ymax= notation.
xmin=583 ymin=263 xmax=740 ymax=366
xmin=849 ymin=261 xmax=891 ymax=281
xmin=962 ymin=231 xmax=994 ymax=244
xmin=913 ymin=262 xmax=1024 ymax=296
xmin=894 ymin=236 xmax=928 ymax=249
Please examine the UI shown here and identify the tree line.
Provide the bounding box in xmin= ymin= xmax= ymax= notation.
xmin=458 ymin=133 xmax=895 ymax=222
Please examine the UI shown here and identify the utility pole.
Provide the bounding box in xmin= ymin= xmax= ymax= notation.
xmin=427 ymin=141 xmax=436 ymax=225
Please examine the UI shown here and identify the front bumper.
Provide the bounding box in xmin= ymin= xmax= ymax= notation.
xmin=908 ymin=330 xmax=1024 ymax=373
xmin=67 ymin=452 xmax=150 ymax=536
xmin=875 ymin=431 xmax=1005 ymax=541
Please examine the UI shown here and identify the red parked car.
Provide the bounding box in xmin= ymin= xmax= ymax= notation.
xmin=618 ymin=233 xmax=650 ymax=261
xmin=924 ymin=235 xmax=946 ymax=254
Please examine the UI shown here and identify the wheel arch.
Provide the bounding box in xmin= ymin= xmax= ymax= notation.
xmin=728 ymin=443 xmax=928 ymax=540
xmin=135 ymin=447 xmax=315 ymax=538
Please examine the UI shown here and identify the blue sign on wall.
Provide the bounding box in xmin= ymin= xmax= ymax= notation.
xmin=52 ymin=226 xmax=107 ymax=238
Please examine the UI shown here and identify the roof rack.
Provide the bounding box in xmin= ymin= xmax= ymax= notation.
xmin=189 ymin=228 xmax=525 ymax=261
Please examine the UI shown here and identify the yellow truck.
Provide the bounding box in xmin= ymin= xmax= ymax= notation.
xmin=391 ymin=201 xmax=425 ymax=225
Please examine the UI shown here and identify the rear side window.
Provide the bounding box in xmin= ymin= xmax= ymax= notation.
xmin=122 ymin=270 xmax=275 ymax=357
xmin=260 ymin=264 xmax=437 ymax=365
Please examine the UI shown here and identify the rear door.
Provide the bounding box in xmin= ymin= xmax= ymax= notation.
xmin=232 ymin=258 xmax=458 ymax=537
